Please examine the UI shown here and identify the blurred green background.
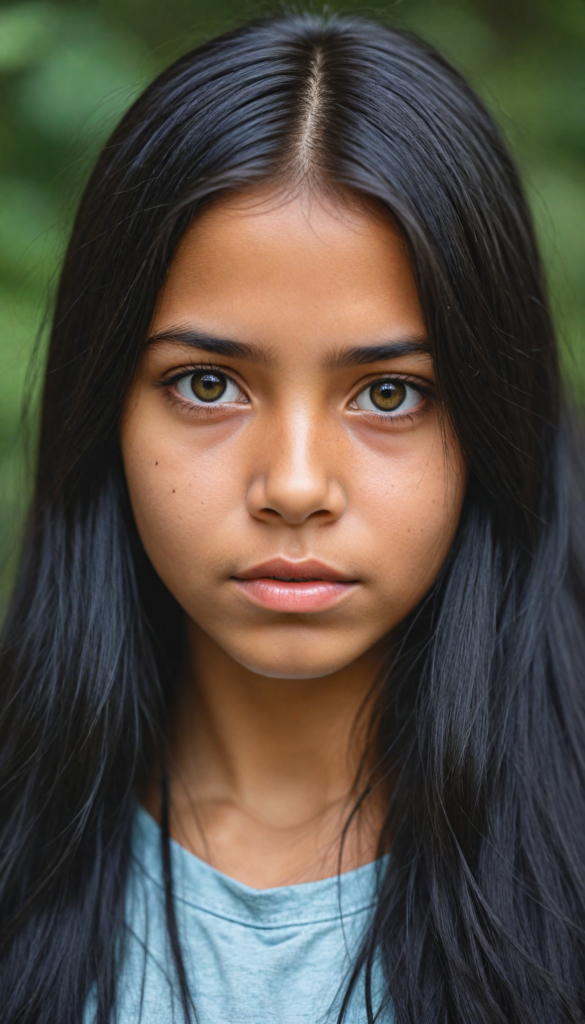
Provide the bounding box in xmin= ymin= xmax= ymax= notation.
xmin=0 ymin=0 xmax=584 ymax=604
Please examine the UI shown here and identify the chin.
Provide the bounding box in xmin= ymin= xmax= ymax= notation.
xmin=230 ymin=643 xmax=360 ymax=680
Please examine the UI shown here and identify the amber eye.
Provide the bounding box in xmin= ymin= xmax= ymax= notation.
xmin=190 ymin=371 xmax=227 ymax=402
xmin=175 ymin=369 xmax=242 ymax=405
xmin=355 ymin=378 xmax=422 ymax=416
xmin=369 ymin=380 xmax=406 ymax=411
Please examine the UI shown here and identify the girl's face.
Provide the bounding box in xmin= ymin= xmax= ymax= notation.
xmin=121 ymin=191 xmax=466 ymax=679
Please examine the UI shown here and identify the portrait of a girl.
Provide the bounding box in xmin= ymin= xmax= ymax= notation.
xmin=1 ymin=12 xmax=584 ymax=1024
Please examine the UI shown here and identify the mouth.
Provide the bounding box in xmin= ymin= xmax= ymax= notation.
xmin=231 ymin=558 xmax=359 ymax=613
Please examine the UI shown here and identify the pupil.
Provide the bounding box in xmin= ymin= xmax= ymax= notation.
xmin=371 ymin=380 xmax=406 ymax=411
xmin=191 ymin=372 xmax=226 ymax=402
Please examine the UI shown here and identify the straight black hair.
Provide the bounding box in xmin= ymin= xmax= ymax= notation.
xmin=1 ymin=12 xmax=585 ymax=1024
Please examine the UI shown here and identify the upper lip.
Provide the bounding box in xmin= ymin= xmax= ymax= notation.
xmin=233 ymin=558 xmax=357 ymax=583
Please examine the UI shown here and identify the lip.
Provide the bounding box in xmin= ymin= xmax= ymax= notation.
xmin=232 ymin=558 xmax=359 ymax=613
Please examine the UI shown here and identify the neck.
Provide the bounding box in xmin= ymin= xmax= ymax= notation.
xmin=150 ymin=620 xmax=387 ymax=888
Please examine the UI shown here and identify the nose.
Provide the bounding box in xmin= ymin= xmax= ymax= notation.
xmin=246 ymin=410 xmax=346 ymax=526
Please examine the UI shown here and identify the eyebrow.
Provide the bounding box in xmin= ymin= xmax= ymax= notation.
xmin=144 ymin=328 xmax=273 ymax=366
xmin=145 ymin=327 xmax=431 ymax=369
xmin=325 ymin=338 xmax=431 ymax=370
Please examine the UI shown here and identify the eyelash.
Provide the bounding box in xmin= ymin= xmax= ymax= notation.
xmin=158 ymin=364 xmax=436 ymax=422
xmin=349 ymin=374 xmax=436 ymax=423
xmin=158 ymin=363 xmax=246 ymax=415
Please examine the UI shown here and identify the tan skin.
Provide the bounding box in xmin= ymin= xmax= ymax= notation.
xmin=121 ymin=189 xmax=466 ymax=889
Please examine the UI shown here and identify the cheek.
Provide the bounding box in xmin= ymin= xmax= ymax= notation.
xmin=121 ymin=417 xmax=244 ymax=596
xmin=357 ymin=434 xmax=465 ymax=606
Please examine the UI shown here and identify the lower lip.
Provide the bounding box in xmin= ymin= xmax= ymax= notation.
xmin=232 ymin=578 xmax=357 ymax=612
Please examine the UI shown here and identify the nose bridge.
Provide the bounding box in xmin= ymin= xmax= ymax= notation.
xmin=248 ymin=398 xmax=344 ymax=525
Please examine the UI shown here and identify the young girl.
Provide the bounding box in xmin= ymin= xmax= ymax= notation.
xmin=2 ymin=13 xmax=584 ymax=1024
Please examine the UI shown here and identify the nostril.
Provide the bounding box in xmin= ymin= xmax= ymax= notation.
xmin=247 ymin=473 xmax=346 ymax=526
xmin=260 ymin=506 xmax=329 ymax=515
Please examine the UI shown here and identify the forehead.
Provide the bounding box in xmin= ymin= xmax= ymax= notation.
xmin=152 ymin=190 xmax=427 ymax=360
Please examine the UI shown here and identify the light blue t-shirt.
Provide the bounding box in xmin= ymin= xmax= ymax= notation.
xmin=101 ymin=805 xmax=389 ymax=1023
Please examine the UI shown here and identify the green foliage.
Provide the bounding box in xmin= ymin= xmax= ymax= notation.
xmin=0 ymin=0 xmax=583 ymax=602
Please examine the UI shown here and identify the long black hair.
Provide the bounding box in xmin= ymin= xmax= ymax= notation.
xmin=1 ymin=13 xmax=584 ymax=1024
